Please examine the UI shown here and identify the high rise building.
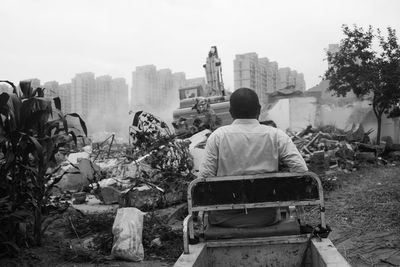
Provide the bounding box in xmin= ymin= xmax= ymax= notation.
xmin=95 ymin=75 xmax=112 ymax=112
xmin=269 ymin=61 xmax=279 ymax=94
xmin=71 ymin=72 xmax=95 ymax=120
xmin=278 ymin=67 xmax=291 ymax=90
xmin=288 ymin=70 xmax=298 ymax=88
xmin=58 ymin=83 xmax=72 ymax=114
xmin=131 ymin=65 xmax=157 ymax=108
xmin=111 ymin=78 xmax=129 ymax=111
xmin=234 ymin=53 xmax=258 ymax=91
xmin=157 ymin=69 xmax=173 ymax=106
xmin=131 ymin=65 xmax=189 ymax=110
xmin=172 ymin=72 xmax=186 ymax=90
xmin=278 ymin=68 xmax=306 ymax=91
xmin=234 ymin=52 xmax=306 ymax=102
xmin=104 ymin=77 xmax=129 ymax=133
xmin=234 ymin=53 xmax=277 ymax=103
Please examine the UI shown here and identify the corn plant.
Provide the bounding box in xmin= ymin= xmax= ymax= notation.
xmin=0 ymin=80 xmax=86 ymax=256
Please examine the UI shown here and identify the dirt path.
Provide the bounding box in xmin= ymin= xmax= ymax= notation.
xmin=324 ymin=164 xmax=400 ymax=266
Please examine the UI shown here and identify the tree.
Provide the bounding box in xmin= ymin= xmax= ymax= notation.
xmin=324 ymin=25 xmax=400 ymax=144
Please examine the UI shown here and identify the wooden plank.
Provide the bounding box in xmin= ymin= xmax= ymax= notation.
xmin=311 ymin=238 xmax=350 ymax=267
xmin=174 ymin=243 xmax=207 ymax=267
xmin=206 ymin=234 xmax=310 ymax=248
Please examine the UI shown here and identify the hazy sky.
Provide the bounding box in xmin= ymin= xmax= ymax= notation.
xmin=1 ymin=0 xmax=400 ymax=92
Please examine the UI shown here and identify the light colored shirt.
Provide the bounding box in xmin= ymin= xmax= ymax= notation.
xmin=199 ymin=119 xmax=308 ymax=178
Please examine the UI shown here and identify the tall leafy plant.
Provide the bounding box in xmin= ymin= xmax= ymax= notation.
xmin=0 ymin=80 xmax=87 ymax=256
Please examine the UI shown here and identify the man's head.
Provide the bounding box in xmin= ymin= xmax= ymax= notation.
xmin=229 ymin=88 xmax=261 ymax=119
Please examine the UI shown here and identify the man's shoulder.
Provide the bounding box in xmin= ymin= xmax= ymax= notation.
xmin=211 ymin=125 xmax=232 ymax=135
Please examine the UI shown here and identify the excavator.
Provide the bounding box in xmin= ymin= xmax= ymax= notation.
xmin=172 ymin=46 xmax=232 ymax=133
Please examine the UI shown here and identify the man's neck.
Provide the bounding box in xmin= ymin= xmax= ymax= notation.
xmin=232 ymin=118 xmax=259 ymax=124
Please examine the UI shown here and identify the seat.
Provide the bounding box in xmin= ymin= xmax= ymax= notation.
xmin=182 ymin=172 xmax=326 ymax=254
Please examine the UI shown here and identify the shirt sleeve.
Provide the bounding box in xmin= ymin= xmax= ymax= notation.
xmin=277 ymin=130 xmax=308 ymax=172
xmin=198 ymin=132 xmax=219 ymax=178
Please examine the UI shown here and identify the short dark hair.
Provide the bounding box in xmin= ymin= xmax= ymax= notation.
xmin=229 ymin=88 xmax=261 ymax=119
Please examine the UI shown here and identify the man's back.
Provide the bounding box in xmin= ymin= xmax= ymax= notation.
xmin=199 ymin=119 xmax=307 ymax=179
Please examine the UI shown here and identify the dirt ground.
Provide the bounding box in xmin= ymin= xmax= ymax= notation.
xmin=2 ymin=164 xmax=400 ymax=267
xmin=325 ymin=164 xmax=400 ymax=266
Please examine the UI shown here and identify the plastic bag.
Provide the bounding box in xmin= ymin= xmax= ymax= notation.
xmin=111 ymin=208 xmax=144 ymax=261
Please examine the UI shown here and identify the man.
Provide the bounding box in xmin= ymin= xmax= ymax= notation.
xmin=198 ymin=88 xmax=307 ymax=228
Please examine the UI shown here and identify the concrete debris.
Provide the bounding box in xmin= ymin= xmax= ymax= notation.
xmin=119 ymin=185 xmax=164 ymax=211
xmin=287 ymin=124 xmax=399 ymax=174
xmin=100 ymin=186 xmax=122 ymax=205
xmin=72 ymin=192 xmax=87 ymax=204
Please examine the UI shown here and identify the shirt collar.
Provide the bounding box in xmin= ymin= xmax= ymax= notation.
xmin=232 ymin=119 xmax=260 ymax=125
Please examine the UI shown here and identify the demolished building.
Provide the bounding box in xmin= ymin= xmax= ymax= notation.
xmin=262 ymin=80 xmax=400 ymax=143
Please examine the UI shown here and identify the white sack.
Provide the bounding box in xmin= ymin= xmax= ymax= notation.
xmin=111 ymin=208 xmax=144 ymax=261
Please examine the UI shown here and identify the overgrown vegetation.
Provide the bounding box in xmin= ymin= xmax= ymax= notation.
xmin=0 ymin=80 xmax=86 ymax=257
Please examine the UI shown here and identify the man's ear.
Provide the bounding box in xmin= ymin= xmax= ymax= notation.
xmin=229 ymin=107 xmax=236 ymax=119
xmin=256 ymin=105 xmax=261 ymax=119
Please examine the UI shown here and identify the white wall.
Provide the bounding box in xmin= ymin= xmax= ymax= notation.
xmin=289 ymin=97 xmax=317 ymax=132
xmin=265 ymin=99 xmax=290 ymax=130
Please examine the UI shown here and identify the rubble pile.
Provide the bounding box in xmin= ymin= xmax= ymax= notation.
xmin=56 ymin=111 xmax=196 ymax=261
xmin=287 ymin=124 xmax=399 ymax=177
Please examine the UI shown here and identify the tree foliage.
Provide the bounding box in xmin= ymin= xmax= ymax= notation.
xmin=0 ymin=80 xmax=86 ymax=257
xmin=324 ymin=25 xmax=400 ymax=143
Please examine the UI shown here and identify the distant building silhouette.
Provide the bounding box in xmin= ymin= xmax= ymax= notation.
xmin=71 ymin=72 xmax=95 ymax=120
xmin=234 ymin=53 xmax=306 ymax=104
xmin=131 ymin=65 xmax=207 ymax=110
xmin=58 ymin=83 xmax=72 ymax=113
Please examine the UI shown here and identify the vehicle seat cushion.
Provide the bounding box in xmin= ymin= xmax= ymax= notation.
xmin=204 ymin=219 xmax=301 ymax=240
